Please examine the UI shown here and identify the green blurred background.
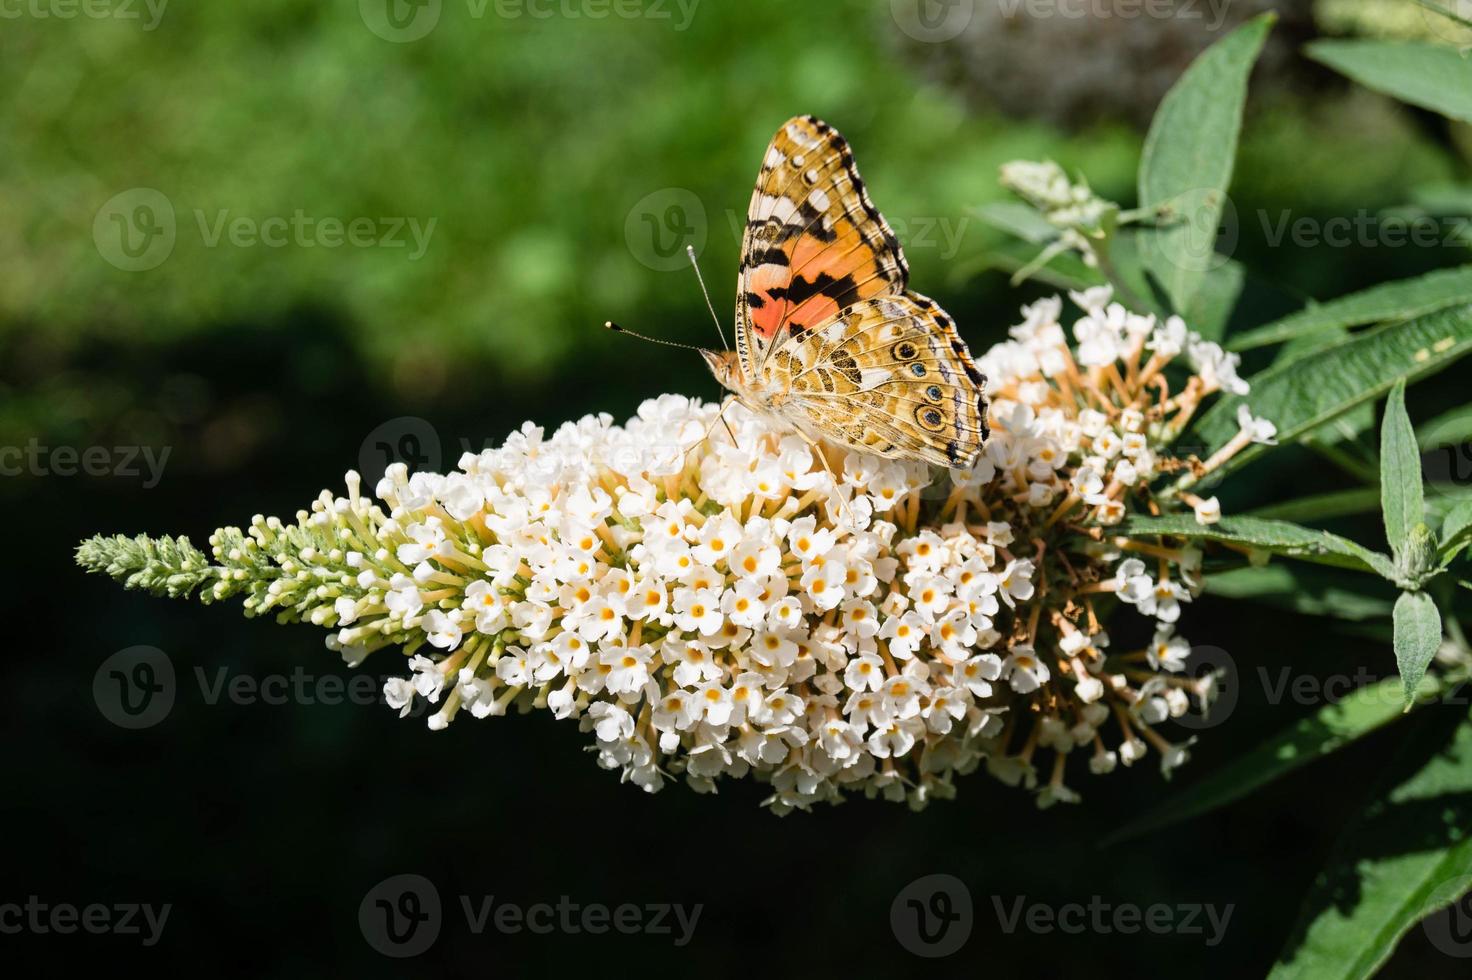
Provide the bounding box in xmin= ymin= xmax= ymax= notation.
xmin=7 ymin=0 xmax=1472 ymax=975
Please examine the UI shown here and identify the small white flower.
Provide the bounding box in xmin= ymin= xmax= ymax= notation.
xmin=1192 ymin=496 xmax=1222 ymax=525
xmin=879 ymin=611 xmax=928 ymax=660
xmin=722 ymin=580 xmax=768 ymax=629
xmin=602 ymin=644 xmax=652 ymax=696
xmin=672 ymin=587 xmax=723 ymax=635
xmin=1148 ymin=626 xmax=1192 ymax=672
xmin=844 ymin=654 xmax=885 ymax=693
xmin=1002 ymin=647 xmax=1050 ymax=693
xmin=383 ymin=677 xmax=416 ymax=718
xmin=423 ymin=609 xmax=463 ymax=650
xmin=1236 ymin=405 xmax=1278 ymax=445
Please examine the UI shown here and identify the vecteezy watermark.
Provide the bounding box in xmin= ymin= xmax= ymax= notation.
xmin=993 ymin=895 xmax=1233 ymax=946
xmin=1170 ymin=644 xmax=1238 ymax=732
xmin=626 ymin=188 xmax=708 ymax=272
xmin=93 ymin=188 xmax=176 ymax=272
xmin=193 ymin=210 xmax=435 ymax=258
xmin=93 ymin=646 xmax=176 ymax=730
xmin=0 ymin=439 xmax=170 ymax=487
xmin=484 ymin=0 xmax=699 ymax=27
xmin=891 ymin=874 xmax=973 ymax=957
xmin=360 ymin=417 xmax=446 ymax=488
xmin=1258 ymin=668 xmax=1470 ymax=709
xmin=93 ymin=188 xmax=436 ymax=271
xmin=1258 ymin=209 xmax=1472 ymax=251
xmin=1138 ymin=187 xmax=1239 ymax=276
xmin=1422 ymin=876 xmax=1472 ymax=959
xmin=92 ymin=645 xmax=419 ymax=729
xmin=359 ymin=875 xmax=702 ymax=957
xmin=0 ymin=897 xmax=171 ymax=946
xmin=996 ymin=0 xmax=1232 ymax=29
xmin=359 ymin=0 xmax=698 ymax=42
xmin=1418 ymin=412 xmax=1472 ymax=502
xmin=891 ymin=0 xmax=1233 ymax=40
xmin=890 ymin=0 xmax=974 ymax=42
xmin=0 ymin=0 xmax=167 ymax=30
xmin=358 ymin=0 xmax=442 ymax=42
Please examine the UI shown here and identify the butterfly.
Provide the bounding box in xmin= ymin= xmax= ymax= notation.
xmin=699 ymin=115 xmax=989 ymax=469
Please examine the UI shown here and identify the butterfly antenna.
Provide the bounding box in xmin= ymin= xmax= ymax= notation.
xmin=604 ymin=321 xmax=706 ymax=352
xmin=686 ymin=245 xmax=730 ymax=351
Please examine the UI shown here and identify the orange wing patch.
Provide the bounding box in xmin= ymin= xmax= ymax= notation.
xmin=734 ymin=116 xmax=908 ymax=376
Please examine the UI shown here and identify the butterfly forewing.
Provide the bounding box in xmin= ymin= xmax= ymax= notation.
xmin=736 ymin=116 xmax=909 ymax=378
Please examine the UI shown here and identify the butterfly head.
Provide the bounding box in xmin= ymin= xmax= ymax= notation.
xmin=700 ymin=349 xmax=744 ymax=394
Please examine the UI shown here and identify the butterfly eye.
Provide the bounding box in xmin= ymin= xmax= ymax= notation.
xmin=893 ymin=341 xmax=918 ymax=360
xmin=926 ymin=385 xmax=943 ymax=401
xmin=909 ymin=362 xmax=927 ymax=377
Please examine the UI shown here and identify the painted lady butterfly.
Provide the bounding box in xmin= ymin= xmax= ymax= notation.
xmin=621 ymin=115 xmax=989 ymax=468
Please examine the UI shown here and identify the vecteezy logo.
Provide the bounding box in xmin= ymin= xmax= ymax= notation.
xmin=1142 ymin=187 xmax=1238 ymax=276
xmin=359 ymin=417 xmax=442 ymax=489
xmin=93 ymin=189 xmax=176 ymax=272
xmin=890 ymin=873 xmax=972 ymax=957
xmin=93 ymin=645 xmax=176 ymax=729
xmin=624 ymin=188 xmax=707 ymax=272
xmin=1418 ymin=412 xmax=1472 ymax=501
xmin=360 ymin=874 xmax=442 ymax=957
xmin=359 ymin=0 xmax=441 ymax=42
xmin=890 ymin=0 xmax=973 ymax=43
xmin=1173 ymin=644 xmax=1238 ymax=731
xmin=1423 ymin=876 xmax=1472 ymax=959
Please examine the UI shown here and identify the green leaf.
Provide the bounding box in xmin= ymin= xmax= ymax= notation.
xmin=1270 ymin=709 xmax=1472 ymax=980
xmin=1103 ymin=676 xmax=1449 ymax=844
xmin=1229 ymin=266 xmax=1472 ymax=352
xmin=1137 ymin=15 xmax=1273 ymax=314
xmin=1118 ymin=514 xmax=1398 ymax=578
xmin=1307 ymin=40 xmax=1472 ymax=124
xmin=1103 ymin=229 xmax=1171 ymax=319
xmin=1381 ymin=380 xmax=1426 ymax=564
xmin=1192 ymin=303 xmax=1472 ymax=475
xmin=1441 ymin=501 xmax=1472 ymax=563
xmin=972 ymin=201 xmax=1060 ymax=245
xmin=1204 ymin=564 xmax=1395 ymax=621
xmin=1417 ymin=403 xmax=1472 ymax=450
xmin=1248 ymin=487 xmax=1383 ymax=523
xmin=1184 ymin=259 xmax=1246 ymax=343
xmin=1411 ymin=181 xmax=1472 ymax=215
xmin=1394 ymin=591 xmax=1444 ymax=708
xmin=1275 ymin=322 xmax=1353 ymax=369
xmin=1420 ymin=0 xmax=1472 ymax=34
xmin=950 ymin=244 xmax=1100 ymax=293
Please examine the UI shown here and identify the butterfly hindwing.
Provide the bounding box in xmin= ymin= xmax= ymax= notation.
xmin=735 ymin=116 xmax=909 ymax=378
xmin=764 ymin=294 xmax=989 ymax=468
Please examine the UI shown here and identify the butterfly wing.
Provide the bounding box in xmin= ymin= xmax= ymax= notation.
xmin=761 ymin=294 xmax=989 ymax=468
xmin=735 ymin=116 xmax=909 ymax=379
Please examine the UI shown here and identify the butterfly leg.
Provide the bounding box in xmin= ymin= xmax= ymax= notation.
xmin=679 ymin=395 xmax=738 ymax=470
xmin=792 ymin=429 xmax=858 ymax=531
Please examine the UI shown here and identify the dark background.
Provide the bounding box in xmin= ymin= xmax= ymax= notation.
xmin=6 ymin=1 xmax=1472 ymax=975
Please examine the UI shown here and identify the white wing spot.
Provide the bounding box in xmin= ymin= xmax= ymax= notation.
xmin=785 ymin=123 xmax=822 ymax=150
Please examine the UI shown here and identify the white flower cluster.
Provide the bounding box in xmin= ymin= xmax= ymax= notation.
xmin=247 ymin=287 xmax=1245 ymax=813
